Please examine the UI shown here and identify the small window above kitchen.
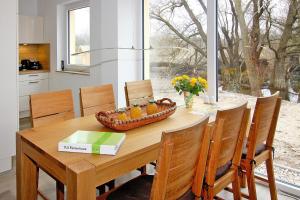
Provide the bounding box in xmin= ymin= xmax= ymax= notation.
xmin=68 ymin=7 xmax=90 ymax=66
xmin=57 ymin=1 xmax=90 ymax=74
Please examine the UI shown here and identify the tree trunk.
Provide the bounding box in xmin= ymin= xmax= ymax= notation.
xmin=244 ymin=55 xmax=262 ymax=96
xmin=271 ymin=58 xmax=288 ymax=99
xmin=233 ymin=0 xmax=261 ymax=96
xmin=270 ymin=0 xmax=298 ymax=92
xmin=273 ymin=59 xmax=286 ymax=90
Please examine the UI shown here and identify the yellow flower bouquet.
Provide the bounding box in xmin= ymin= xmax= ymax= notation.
xmin=171 ymin=75 xmax=208 ymax=108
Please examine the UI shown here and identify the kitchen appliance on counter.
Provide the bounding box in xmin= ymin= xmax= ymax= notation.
xmin=20 ymin=59 xmax=30 ymax=69
xmin=20 ymin=59 xmax=42 ymax=71
xmin=30 ymin=61 xmax=42 ymax=70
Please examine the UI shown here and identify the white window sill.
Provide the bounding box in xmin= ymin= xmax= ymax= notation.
xmin=56 ymin=70 xmax=90 ymax=76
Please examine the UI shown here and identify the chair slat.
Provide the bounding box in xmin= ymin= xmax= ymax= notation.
xmin=33 ymin=111 xmax=74 ymax=128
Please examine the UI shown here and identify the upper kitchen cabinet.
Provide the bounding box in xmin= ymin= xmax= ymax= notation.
xmin=19 ymin=15 xmax=44 ymax=44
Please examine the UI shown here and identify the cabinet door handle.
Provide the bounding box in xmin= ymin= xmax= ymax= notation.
xmin=29 ymin=74 xmax=39 ymax=77
xmin=29 ymin=81 xmax=39 ymax=84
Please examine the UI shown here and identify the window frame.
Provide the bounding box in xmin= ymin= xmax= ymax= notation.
xmin=60 ymin=1 xmax=90 ymax=72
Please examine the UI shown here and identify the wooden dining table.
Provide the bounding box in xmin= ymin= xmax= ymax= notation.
xmin=16 ymin=100 xmax=241 ymax=200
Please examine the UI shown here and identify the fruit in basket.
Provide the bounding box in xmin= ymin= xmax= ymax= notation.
xmin=130 ymin=104 xmax=142 ymax=119
xmin=117 ymin=109 xmax=128 ymax=121
xmin=146 ymin=100 xmax=158 ymax=115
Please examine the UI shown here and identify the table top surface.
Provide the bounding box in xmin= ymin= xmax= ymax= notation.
xmin=18 ymin=99 xmax=243 ymax=169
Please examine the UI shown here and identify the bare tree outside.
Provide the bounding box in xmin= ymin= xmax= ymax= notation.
xmin=149 ymin=0 xmax=300 ymax=99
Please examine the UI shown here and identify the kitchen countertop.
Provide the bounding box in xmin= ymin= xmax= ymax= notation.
xmin=19 ymin=69 xmax=50 ymax=75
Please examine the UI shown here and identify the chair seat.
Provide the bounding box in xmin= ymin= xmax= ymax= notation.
xmin=106 ymin=175 xmax=195 ymax=200
xmin=242 ymin=139 xmax=266 ymax=159
xmin=215 ymin=161 xmax=232 ymax=180
xmin=203 ymin=162 xmax=232 ymax=182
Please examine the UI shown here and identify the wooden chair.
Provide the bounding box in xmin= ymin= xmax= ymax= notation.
xmin=202 ymin=102 xmax=250 ymax=200
xmin=98 ymin=115 xmax=213 ymax=200
xmin=124 ymin=79 xmax=154 ymax=173
xmin=79 ymin=84 xmax=116 ymax=192
xmin=30 ymin=89 xmax=75 ymax=128
xmin=80 ymin=84 xmax=115 ymax=116
xmin=124 ymin=79 xmax=154 ymax=106
xmin=240 ymin=92 xmax=281 ymax=200
xmin=30 ymin=89 xmax=75 ymax=200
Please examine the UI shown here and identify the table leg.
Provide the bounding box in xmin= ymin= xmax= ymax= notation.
xmin=66 ymin=160 xmax=96 ymax=200
xmin=16 ymin=134 xmax=38 ymax=200
xmin=56 ymin=181 xmax=65 ymax=200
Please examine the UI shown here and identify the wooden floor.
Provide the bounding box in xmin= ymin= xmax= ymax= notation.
xmin=0 ymin=158 xmax=297 ymax=200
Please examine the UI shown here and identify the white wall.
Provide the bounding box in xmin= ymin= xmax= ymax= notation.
xmin=117 ymin=0 xmax=143 ymax=107
xmin=38 ymin=0 xmax=143 ymax=116
xmin=19 ymin=0 xmax=38 ymax=16
xmin=0 ymin=0 xmax=18 ymax=173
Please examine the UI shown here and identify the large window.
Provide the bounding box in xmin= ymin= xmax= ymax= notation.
xmin=68 ymin=6 xmax=90 ymax=66
xmin=144 ymin=0 xmax=208 ymax=105
xmin=144 ymin=0 xmax=300 ymax=191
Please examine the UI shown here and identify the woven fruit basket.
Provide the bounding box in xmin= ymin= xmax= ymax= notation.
xmin=95 ymin=98 xmax=177 ymax=131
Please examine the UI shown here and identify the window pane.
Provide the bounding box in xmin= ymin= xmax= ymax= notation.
xmin=144 ymin=0 xmax=208 ymax=106
xmin=218 ymin=0 xmax=300 ymax=186
xmin=68 ymin=7 xmax=90 ymax=65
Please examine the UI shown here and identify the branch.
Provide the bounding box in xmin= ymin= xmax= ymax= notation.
xmin=258 ymin=0 xmax=264 ymax=18
xmin=197 ymin=0 xmax=207 ymax=14
xmin=229 ymin=0 xmax=240 ymax=62
xmin=181 ymin=0 xmax=207 ymax=44
xmin=243 ymin=0 xmax=253 ymax=15
xmin=151 ymin=13 xmax=207 ymax=57
xmin=218 ymin=33 xmax=230 ymax=66
xmin=285 ymin=43 xmax=300 ymax=49
xmin=250 ymin=0 xmax=262 ymax=53
xmin=266 ymin=8 xmax=279 ymax=58
xmin=234 ymin=0 xmax=250 ymax=48
xmin=277 ymin=0 xmax=298 ymax=56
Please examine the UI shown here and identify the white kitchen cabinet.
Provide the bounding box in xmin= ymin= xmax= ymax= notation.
xmin=19 ymin=72 xmax=49 ymax=118
xmin=19 ymin=72 xmax=49 ymax=82
xmin=19 ymin=15 xmax=44 ymax=44
xmin=19 ymin=79 xmax=49 ymax=96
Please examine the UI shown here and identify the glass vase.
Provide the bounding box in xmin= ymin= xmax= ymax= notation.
xmin=183 ymin=92 xmax=194 ymax=108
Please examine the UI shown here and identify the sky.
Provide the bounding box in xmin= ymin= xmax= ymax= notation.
xmin=70 ymin=7 xmax=90 ymax=40
xmin=149 ymin=0 xmax=290 ymax=37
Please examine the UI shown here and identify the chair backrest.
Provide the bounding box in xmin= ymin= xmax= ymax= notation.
xmin=205 ymin=102 xmax=250 ymax=185
xmin=124 ymin=80 xmax=154 ymax=106
xmin=150 ymin=116 xmax=212 ymax=200
xmin=30 ymin=89 xmax=75 ymax=128
xmin=246 ymin=92 xmax=281 ymax=159
xmin=80 ymin=84 xmax=115 ymax=116
xmin=215 ymin=102 xmax=249 ymax=167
